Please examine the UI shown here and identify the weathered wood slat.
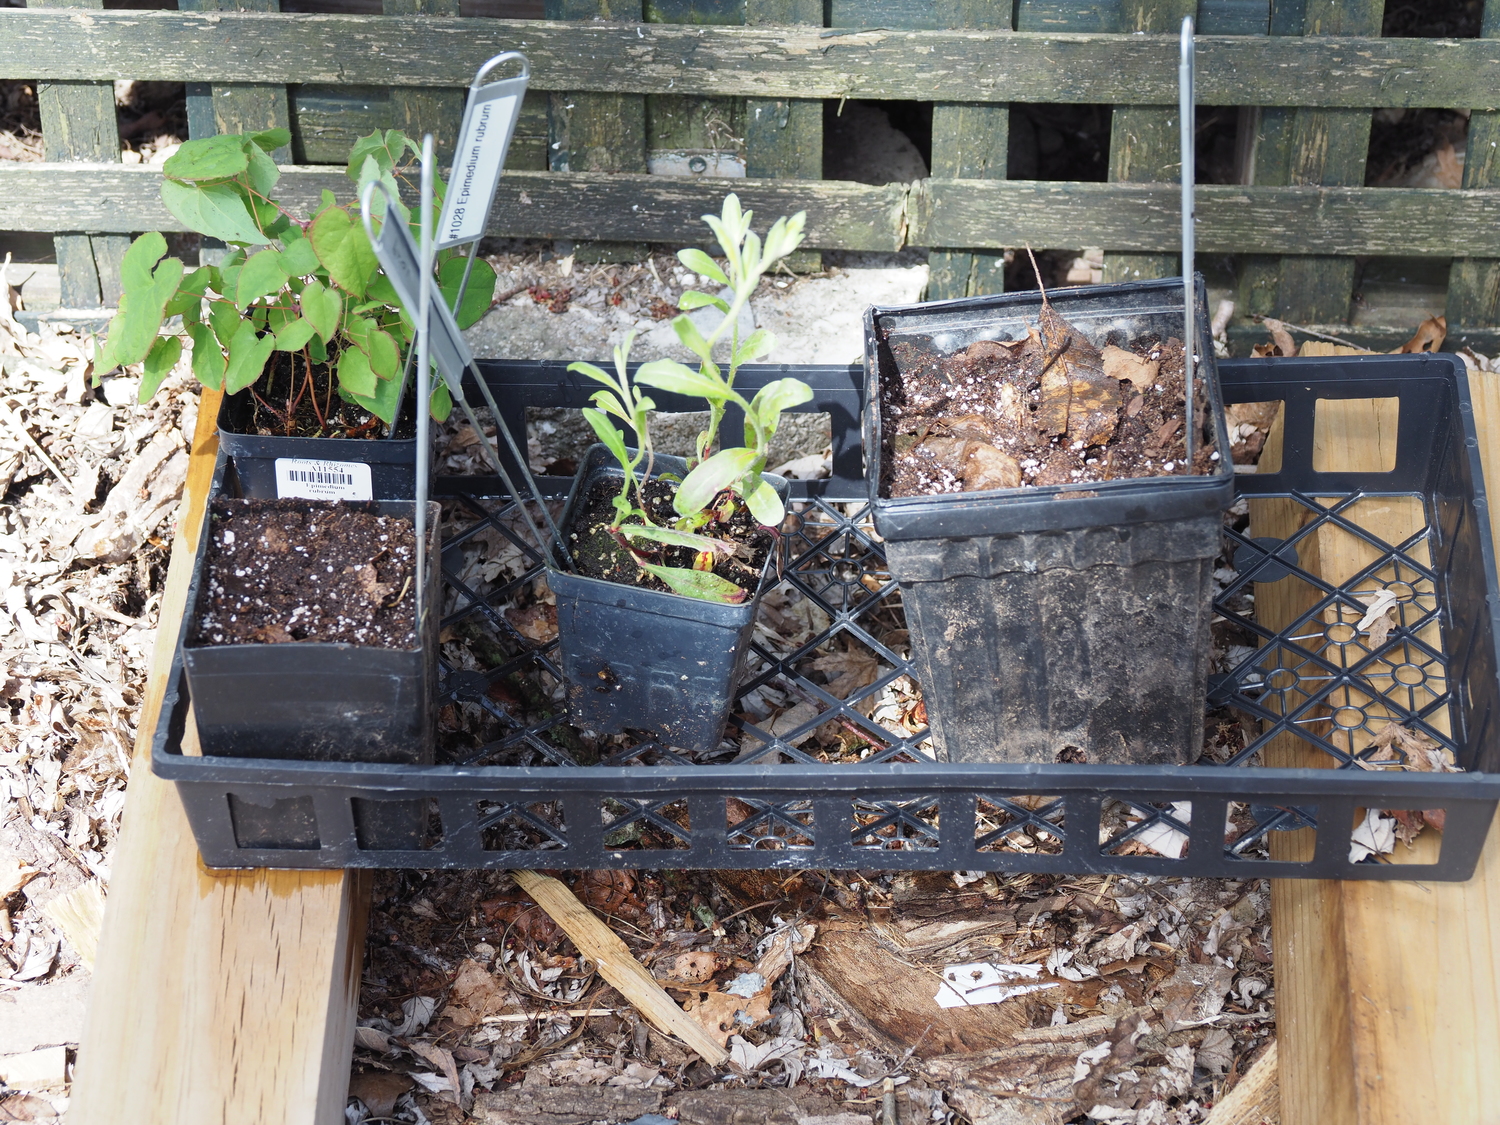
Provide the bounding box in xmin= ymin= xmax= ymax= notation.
xmin=1268 ymin=0 xmax=1381 ymax=326
xmin=30 ymin=0 xmax=130 ymax=308
xmin=384 ymin=0 xmax=465 ymax=164
xmin=178 ymin=0 xmax=294 ymax=165
xmin=6 ymin=13 xmax=1500 ymax=108
xmin=922 ymin=0 xmax=1008 ymax=300
xmin=1100 ymin=0 xmax=1193 ymax=286
xmin=12 ymin=166 xmax=1500 ymax=259
xmin=744 ymin=0 xmax=821 ymax=272
xmin=1447 ymin=0 xmax=1500 ymax=332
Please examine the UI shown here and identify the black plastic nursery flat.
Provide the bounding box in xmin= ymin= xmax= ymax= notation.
xmin=154 ymin=354 xmax=1500 ymax=880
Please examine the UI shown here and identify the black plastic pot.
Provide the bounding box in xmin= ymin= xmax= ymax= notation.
xmin=865 ymin=275 xmax=1235 ymax=766
xmin=180 ymin=497 xmax=441 ymax=847
xmin=217 ymin=389 xmax=418 ymax=501
xmin=549 ymin=444 xmax=789 ymax=753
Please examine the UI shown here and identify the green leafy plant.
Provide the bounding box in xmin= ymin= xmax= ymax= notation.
xmin=567 ymin=193 xmax=812 ymax=603
xmin=98 ymin=129 xmax=499 ymax=432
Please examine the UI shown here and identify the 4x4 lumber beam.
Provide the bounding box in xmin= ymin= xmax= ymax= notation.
xmin=6 ymin=13 xmax=1500 ymax=108
xmin=69 ymin=392 xmax=369 ymax=1125
xmin=1446 ymin=0 xmax=1500 ymax=332
xmin=10 ymin=166 xmax=1500 ymax=258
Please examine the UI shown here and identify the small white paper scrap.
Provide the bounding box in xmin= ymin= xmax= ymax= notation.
xmin=274 ymin=457 xmax=372 ymax=501
xmin=934 ymin=961 xmax=1059 ymax=1008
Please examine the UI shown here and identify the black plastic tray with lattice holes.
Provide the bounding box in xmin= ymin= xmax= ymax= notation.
xmin=154 ymin=354 xmax=1500 ymax=879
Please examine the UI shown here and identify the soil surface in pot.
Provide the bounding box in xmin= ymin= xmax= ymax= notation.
xmin=191 ymin=499 xmax=419 ymax=648
xmin=227 ymin=350 xmax=415 ymax=440
xmin=567 ymin=476 xmax=773 ymax=597
xmin=880 ymin=298 xmax=1217 ymax=498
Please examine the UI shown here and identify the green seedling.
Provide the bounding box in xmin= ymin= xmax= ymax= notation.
xmin=98 ymin=129 xmax=499 ymax=432
xmin=567 ymin=193 xmax=812 ymax=604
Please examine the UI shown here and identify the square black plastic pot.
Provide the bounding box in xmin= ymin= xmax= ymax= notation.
xmin=864 ymin=275 xmax=1236 ymax=766
xmin=179 ymin=497 xmax=441 ymax=847
xmin=217 ymin=387 xmax=419 ymax=501
xmin=548 ymin=444 xmax=789 ymax=754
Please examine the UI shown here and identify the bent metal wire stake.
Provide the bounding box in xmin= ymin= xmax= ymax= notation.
xmin=416 ymin=134 xmax=435 ymax=625
xmin=360 ymin=174 xmax=575 ymax=573
xmin=1181 ymin=15 xmax=1196 ymax=470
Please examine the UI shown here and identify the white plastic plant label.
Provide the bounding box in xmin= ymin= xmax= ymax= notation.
xmin=437 ymin=54 xmax=530 ymax=251
xmin=274 ymin=458 xmax=372 ymax=501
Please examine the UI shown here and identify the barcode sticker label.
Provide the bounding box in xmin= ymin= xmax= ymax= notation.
xmin=274 ymin=458 xmax=372 ymax=501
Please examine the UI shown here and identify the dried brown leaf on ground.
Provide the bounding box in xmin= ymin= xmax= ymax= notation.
xmin=1395 ymin=315 xmax=1446 ymax=354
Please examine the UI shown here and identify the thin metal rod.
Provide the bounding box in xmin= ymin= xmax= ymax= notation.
xmin=451 ymin=238 xmax=482 ymax=320
xmin=416 ymin=135 xmax=435 ymax=627
xmin=1180 ymin=15 xmax=1196 ymax=473
xmin=453 ymin=393 xmax=557 ymax=565
xmin=467 ymin=359 xmax=575 ymax=570
xmin=387 ymin=344 xmax=416 ymax=441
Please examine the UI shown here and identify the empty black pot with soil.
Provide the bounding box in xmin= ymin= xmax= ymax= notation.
xmin=216 ymin=355 xmax=418 ymax=501
xmin=180 ymin=496 xmax=440 ymax=847
xmin=865 ymin=275 xmax=1234 ymax=766
xmin=549 ymin=443 xmax=789 ymax=754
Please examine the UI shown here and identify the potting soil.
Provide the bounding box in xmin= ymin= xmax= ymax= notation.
xmin=567 ymin=474 xmax=774 ymax=596
xmin=229 ymin=349 xmax=415 ymax=440
xmin=192 ymin=498 xmax=419 ymax=647
xmin=880 ymin=303 xmax=1217 ymax=498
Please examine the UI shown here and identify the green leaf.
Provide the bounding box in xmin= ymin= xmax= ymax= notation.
xmin=429 ymin=381 xmax=452 ymax=424
xmin=634 ymin=358 xmax=726 ymax=402
xmin=678 ymin=290 xmax=728 ymax=313
xmin=215 ymin=248 xmax=246 ymax=301
xmin=748 ymin=376 xmax=812 ymax=437
xmin=273 ymin=316 xmax=318 ymax=352
xmin=299 ymin=278 xmax=341 ymax=341
xmin=247 ymin=127 xmax=291 ymax=154
xmin=245 ymin=143 xmax=281 ymax=197
xmin=677 ymin=248 xmax=728 ymax=285
xmin=279 ymin=236 xmax=320 ymax=277
xmin=641 ymin=562 xmax=747 ymax=604
xmin=346 ymin=365 xmax=403 ymax=426
xmin=161 ymin=180 xmax=271 ymax=245
xmin=187 ymin=322 xmax=226 ymax=390
xmin=138 ymin=334 xmax=183 ymax=402
xmin=365 ymin=273 xmax=400 ymax=307
xmin=346 ymin=129 xmax=411 ymax=182
xmin=671 ymin=314 xmax=714 ymax=363
xmin=437 ymin=255 xmax=498 ymax=329
xmin=569 ymin=361 xmax=616 ymax=389
xmin=621 ymin=524 xmax=739 ymax=555
xmin=164 ymin=266 xmax=212 ymax=323
xmin=674 ymin=446 xmax=758 ymax=518
xmin=582 ymin=407 xmax=632 ymax=474
xmin=337 ymin=346 xmax=376 ymax=397
xmin=309 ymin=206 xmax=378 ymax=294
xmin=98 ymin=233 xmax=184 ymax=370
xmin=743 ymin=477 xmax=785 ymax=526
xmin=734 ymin=328 xmax=775 ymax=364
xmin=208 ymin=299 xmax=241 ymax=349
xmin=162 ymin=134 xmax=249 ymax=181
xmin=366 ymin=326 xmax=401 ymax=378
xmin=235 ymin=248 xmax=289 ymax=308
xmin=223 ymin=319 xmax=275 ymax=394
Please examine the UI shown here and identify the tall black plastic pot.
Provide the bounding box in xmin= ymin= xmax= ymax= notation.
xmin=180 ymin=497 xmax=441 ymax=847
xmin=865 ymin=275 xmax=1235 ymax=766
xmin=548 ymin=444 xmax=789 ymax=754
xmin=217 ymin=388 xmax=418 ymax=501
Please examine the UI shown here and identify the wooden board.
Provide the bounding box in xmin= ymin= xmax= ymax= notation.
xmin=1258 ymin=374 xmax=1500 ymax=1124
xmin=13 ymin=165 xmax=1500 ymax=260
xmin=384 ymin=0 xmax=465 ymax=165
xmin=69 ymin=391 xmax=369 ymax=1125
xmin=178 ymin=0 xmax=294 ymax=165
xmin=6 ymin=13 xmax=1500 ymax=108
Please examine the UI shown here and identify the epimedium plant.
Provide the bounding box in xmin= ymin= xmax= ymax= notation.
xmin=98 ymin=128 xmax=499 ymax=432
xmin=567 ymin=193 xmax=812 ymax=603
